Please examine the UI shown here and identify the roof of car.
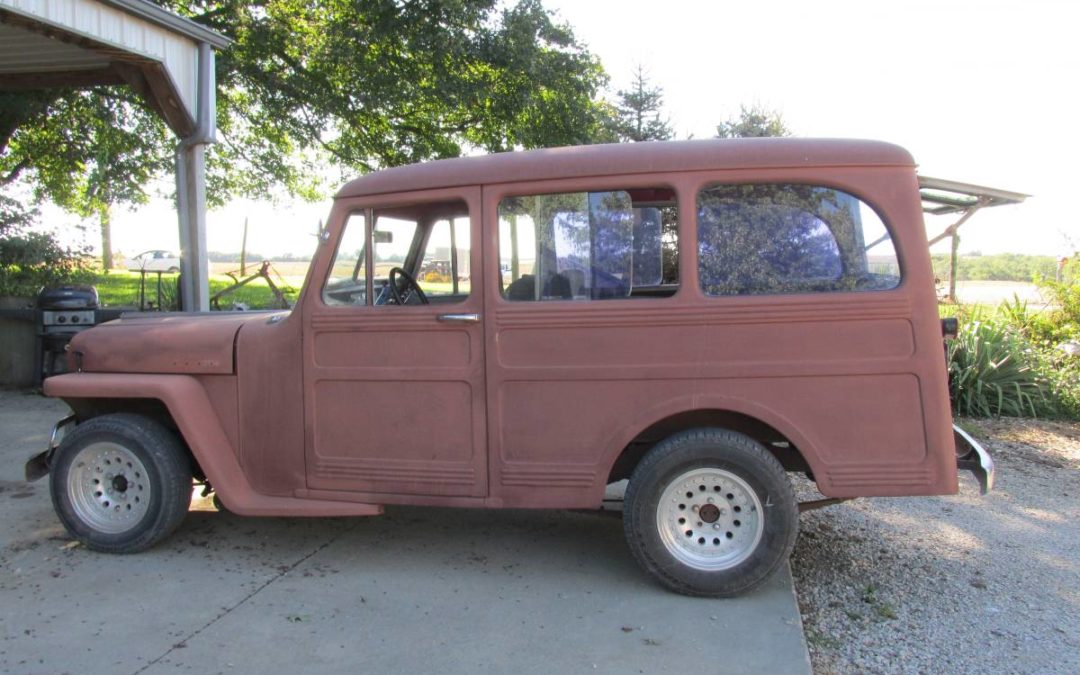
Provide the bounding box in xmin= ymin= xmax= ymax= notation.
xmin=336 ymin=138 xmax=914 ymax=199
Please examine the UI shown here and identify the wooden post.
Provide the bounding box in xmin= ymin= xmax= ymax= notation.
xmin=240 ymin=216 xmax=248 ymax=275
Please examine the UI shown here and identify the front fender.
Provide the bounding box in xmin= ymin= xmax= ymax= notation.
xmin=43 ymin=373 xmax=380 ymax=517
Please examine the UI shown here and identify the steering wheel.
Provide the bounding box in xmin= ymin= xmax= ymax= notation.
xmin=388 ymin=267 xmax=429 ymax=305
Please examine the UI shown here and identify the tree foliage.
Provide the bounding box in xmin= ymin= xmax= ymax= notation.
xmin=0 ymin=0 xmax=612 ymax=259
xmin=165 ymin=0 xmax=611 ymax=175
xmin=612 ymin=65 xmax=672 ymax=142
xmin=0 ymin=195 xmax=93 ymax=297
xmin=715 ymin=103 xmax=790 ymax=139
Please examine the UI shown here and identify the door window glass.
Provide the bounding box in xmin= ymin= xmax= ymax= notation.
xmin=322 ymin=200 xmax=470 ymax=306
xmin=323 ymin=212 xmax=367 ymax=306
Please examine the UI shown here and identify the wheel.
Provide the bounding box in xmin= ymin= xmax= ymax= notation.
xmin=49 ymin=413 xmax=192 ymax=553
xmin=388 ymin=267 xmax=429 ymax=305
xmin=623 ymin=428 xmax=798 ymax=597
xmin=167 ymin=266 xmax=180 ymax=274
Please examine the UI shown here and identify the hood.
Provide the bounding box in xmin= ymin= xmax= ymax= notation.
xmin=69 ymin=312 xmax=281 ymax=375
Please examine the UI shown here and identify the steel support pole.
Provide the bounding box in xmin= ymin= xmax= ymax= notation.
xmin=177 ymin=144 xmax=210 ymax=311
xmin=176 ymin=42 xmax=216 ymax=312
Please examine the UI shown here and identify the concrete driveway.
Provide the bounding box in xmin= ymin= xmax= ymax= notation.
xmin=0 ymin=389 xmax=810 ymax=675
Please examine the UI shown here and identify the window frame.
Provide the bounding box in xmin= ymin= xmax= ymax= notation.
xmin=315 ymin=190 xmax=476 ymax=310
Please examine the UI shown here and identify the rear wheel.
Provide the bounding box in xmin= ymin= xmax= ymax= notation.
xmin=50 ymin=414 xmax=192 ymax=553
xmin=623 ymin=428 xmax=798 ymax=597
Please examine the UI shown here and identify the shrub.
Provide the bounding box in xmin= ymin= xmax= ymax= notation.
xmin=947 ymin=308 xmax=1054 ymax=417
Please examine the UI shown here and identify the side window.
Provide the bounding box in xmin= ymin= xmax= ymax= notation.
xmin=323 ymin=213 xmax=367 ymax=306
xmin=498 ymin=188 xmax=678 ymax=301
xmin=322 ymin=200 xmax=470 ymax=306
xmin=696 ymin=184 xmax=900 ymax=296
xmin=418 ymin=217 xmax=471 ymax=298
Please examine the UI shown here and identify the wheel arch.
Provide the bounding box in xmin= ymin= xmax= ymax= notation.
xmin=45 ymin=374 xmax=235 ymax=491
xmin=602 ymin=395 xmax=822 ymax=486
xmin=43 ymin=373 xmax=381 ymax=517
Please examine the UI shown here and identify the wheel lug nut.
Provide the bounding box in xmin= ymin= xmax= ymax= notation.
xmin=707 ymin=498 xmax=714 ymax=504
xmin=691 ymin=505 xmax=699 ymax=512
xmin=713 ymin=524 xmax=720 ymax=530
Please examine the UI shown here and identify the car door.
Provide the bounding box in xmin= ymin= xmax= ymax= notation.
xmin=302 ymin=187 xmax=487 ymax=499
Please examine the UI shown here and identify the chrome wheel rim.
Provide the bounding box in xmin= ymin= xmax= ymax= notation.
xmin=68 ymin=442 xmax=151 ymax=534
xmin=656 ymin=468 xmax=764 ymax=571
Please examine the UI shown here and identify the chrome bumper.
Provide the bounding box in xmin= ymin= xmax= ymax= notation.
xmin=953 ymin=424 xmax=995 ymax=495
xmin=24 ymin=414 xmax=75 ymax=482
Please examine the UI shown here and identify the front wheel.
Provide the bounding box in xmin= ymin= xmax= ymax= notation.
xmin=623 ymin=428 xmax=798 ymax=597
xmin=50 ymin=413 xmax=192 ymax=553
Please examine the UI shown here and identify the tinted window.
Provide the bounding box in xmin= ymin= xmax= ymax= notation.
xmin=697 ymin=184 xmax=899 ymax=296
xmin=499 ymin=189 xmax=678 ymax=301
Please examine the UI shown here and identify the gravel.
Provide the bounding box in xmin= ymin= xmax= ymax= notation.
xmin=791 ymin=418 xmax=1080 ymax=675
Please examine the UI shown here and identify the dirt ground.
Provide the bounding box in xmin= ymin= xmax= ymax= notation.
xmin=793 ymin=417 xmax=1079 ymax=674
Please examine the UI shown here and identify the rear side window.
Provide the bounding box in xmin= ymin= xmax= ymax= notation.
xmin=697 ymin=184 xmax=900 ymax=296
xmin=498 ymin=188 xmax=678 ymax=301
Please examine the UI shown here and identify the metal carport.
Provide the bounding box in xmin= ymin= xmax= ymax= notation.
xmin=919 ymin=176 xmax=1030 ymax=303
xmin=0 ymin=0 xmax=229 ymax=311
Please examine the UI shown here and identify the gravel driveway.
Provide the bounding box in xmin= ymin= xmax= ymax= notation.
xmin=791 ymin=418 xmax=1080 ymax=674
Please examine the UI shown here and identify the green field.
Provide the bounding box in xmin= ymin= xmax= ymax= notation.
xmin=94 ymin=266 xmax=306 ymax=310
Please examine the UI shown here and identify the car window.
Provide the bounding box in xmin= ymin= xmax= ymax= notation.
xmin=418 ymin=218 xmax=471 ymax=298
xmin=498 ymin=188 xmax=678 ymax=301
xmin=697 ymin=184 xmax=900 ymax=296
xmin=322 ymin=200 xmax=470 ymax=306
xmin=323 ymin=212 xmax=368 ymax=306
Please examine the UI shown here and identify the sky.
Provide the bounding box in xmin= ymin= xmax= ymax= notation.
xmin=53 ymin=0 xmax=1079 ymax=260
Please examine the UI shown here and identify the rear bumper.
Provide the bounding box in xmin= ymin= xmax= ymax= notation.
xmin=953 ymin=424 xmax=995 ymax=495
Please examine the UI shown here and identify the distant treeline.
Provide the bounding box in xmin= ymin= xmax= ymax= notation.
xmin=207 ymin=251 xmax=311 ymax=263
xmin=931 ymin=253 xmax=1060 ymax=282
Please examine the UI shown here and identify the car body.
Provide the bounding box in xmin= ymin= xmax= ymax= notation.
xmin=30 ymin=139 xmax=993 ymax=597
xmin=126 ymin=250 xmax=181 ymax=273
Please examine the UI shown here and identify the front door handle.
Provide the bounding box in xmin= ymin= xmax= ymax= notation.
xmin=437 ymin=313 xmax=481 ymax=324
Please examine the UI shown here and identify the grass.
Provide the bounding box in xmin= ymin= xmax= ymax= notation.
xmin=93 ymin=269 xmax=302 ymax=310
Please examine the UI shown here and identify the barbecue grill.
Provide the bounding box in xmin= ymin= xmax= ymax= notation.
xmin=35 ymin=285 xmax=99 ymax=383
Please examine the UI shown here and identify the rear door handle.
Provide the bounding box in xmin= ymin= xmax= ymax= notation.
xmin=437 ymin=313 xmax=481 ymax=324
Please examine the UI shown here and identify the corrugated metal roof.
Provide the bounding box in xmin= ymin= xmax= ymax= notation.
xmin=0 ymin=21 xmax=110 ymax=73
xmin=918 ymin=176 xmax=1029 ymax=215
xmin=97 ymin=0 xmax=230 ymax=49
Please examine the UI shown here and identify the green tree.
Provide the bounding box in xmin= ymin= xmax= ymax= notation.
xmin=613 ymin=65 xmax=673 ymax=142
xmin=715 ymin=103 xmax=791 ymax=138
xmin=5 ymin=90 xmax=173 ymax=269
xmin=1 ymin=0 xmax=611 ymax=263
xmin=0 ymin=195 xmax=92 ymax=297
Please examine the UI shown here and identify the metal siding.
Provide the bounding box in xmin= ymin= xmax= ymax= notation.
xmin=0 ymin=0 xmax=197 ymax=117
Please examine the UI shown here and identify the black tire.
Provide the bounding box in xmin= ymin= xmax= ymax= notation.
xmin=623 ymin=428 xmax=798 ymax=597
xmin=49 ymin=413 xmax=192 ymax=553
